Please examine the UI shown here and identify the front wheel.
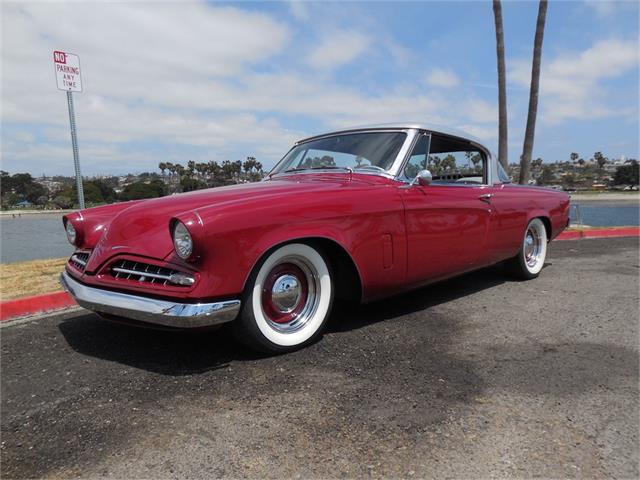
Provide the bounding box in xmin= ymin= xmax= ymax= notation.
xmin=232 ymin=243 xmax=334 ymax=353
xmin=505 ymin=218 xmax=548 ymax=279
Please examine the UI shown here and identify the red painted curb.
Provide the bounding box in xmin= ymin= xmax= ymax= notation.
xmin=556 ymin=226 xmax=640 ymax=241
xmin=0 ymin=291 xmax=76 ymax=322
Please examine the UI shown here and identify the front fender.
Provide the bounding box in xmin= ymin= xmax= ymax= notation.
xmin=63 ymin=200 xmax=144 ymax=250
xmin=188 ymin=186 xmax=407 ymax=302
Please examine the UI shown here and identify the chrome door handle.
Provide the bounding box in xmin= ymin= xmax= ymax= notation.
xmin=479 ymin=193 xmax=493 ymax=203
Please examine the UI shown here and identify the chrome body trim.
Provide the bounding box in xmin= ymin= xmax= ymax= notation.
xmin=111 ymin=266 xmax=195 ymax=286
xmin=70 ymin=253 xmax=87 ymax=267
xmin=60 ymin=271 xmax=240 ymax=328
xmin=111 ymin=267 xmax=172 ymax=281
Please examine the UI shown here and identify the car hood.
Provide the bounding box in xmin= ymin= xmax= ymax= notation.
xmin=84 ymin=174 xmax=380 ymax=272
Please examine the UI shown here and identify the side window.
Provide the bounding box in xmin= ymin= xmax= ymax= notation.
xmin=427 ymin=134 xmax=486 ymax=185
xmin=497 ymin=162 xmax=511 ymax=183
xmin=404 ymin=134 xmax=431 ymax=179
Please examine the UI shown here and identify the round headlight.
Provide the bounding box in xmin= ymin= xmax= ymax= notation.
xmin=65 ymin=221 xmax=77 ymax=245
xmin=173 ymin=221 xmax=193 ymax=259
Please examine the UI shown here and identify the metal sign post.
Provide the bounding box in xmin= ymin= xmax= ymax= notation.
xmin=53 ymin=50 xmax=84 ymax=209
xmin=66 ymin=90 xmax=84 ymax=209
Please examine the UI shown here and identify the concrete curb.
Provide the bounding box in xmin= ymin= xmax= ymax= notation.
xmin=0 ymin=291 xmax=75 ymax=322
xmin=556 ymin=226 xmax=639 ymax=241
xmin=0 ymin=228 xmax=638 ymax=322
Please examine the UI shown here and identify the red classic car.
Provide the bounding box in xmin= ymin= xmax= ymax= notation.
xmin=60 ymin=124 xmax=570 ymax=352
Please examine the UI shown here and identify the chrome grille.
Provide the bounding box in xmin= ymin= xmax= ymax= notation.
xmin=109 ymin=260 xmax=191 ymax=287
xmin=69 ymin=252 xmax=90 ymax=271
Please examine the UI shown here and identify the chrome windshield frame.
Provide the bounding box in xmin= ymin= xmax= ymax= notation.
xmin=267 ymin=128 xmax=420 ymax=180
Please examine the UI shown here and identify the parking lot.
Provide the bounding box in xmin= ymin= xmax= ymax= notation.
xmin=1 ymin=237 xmax=638 ymax=479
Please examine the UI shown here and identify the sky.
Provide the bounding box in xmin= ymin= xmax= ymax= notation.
xmin=1 ymin=0 xmax=639 ymax=176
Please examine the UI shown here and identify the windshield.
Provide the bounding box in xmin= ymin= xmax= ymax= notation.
xmin=271 ymin=131 xmax=407 ymax=175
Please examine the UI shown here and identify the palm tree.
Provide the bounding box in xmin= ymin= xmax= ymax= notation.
xmin=570 ymin=152 xmax=579 ymax=164
xmin=594 ymin=151 xmax=607 ymax=170
xmin=519 ymin=0 xmax=548 ymax=185
xmin=195 ymin=162 xmax=208 ymax=180
xmin=187 ymin=160 xmax=196 ymax=178
xmin=493 ymin=0 xmax=508 ymax=171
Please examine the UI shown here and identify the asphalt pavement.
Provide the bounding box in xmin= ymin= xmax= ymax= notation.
xmin=1 ymin=237 xmax=638 ymax=479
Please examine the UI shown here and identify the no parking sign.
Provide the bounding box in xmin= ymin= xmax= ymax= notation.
xmin=53 ymin=50 xmax=82 ymax=92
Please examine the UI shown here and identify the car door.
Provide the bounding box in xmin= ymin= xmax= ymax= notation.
xmin=399 ymin=133 xmax=494 ymax=287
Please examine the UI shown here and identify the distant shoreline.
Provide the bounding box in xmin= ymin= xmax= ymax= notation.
xmin=0 ymin=209 xmax=74 ymax=216
xmin=569 ymin=192 xmax=640 ymax=202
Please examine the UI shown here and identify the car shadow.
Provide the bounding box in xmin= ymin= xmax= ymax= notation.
xmin=58 ymin=264 xmax=507 ymax=375
xmin=56 ymin=261 xmax=638 ymax=401
xmin=327 ymin=264 xmax=507 ymax=332
xmin=58 ymin=316 xmax=250 ymax=375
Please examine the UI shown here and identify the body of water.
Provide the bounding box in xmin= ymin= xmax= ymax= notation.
xmin=1 ymin=214 xmax=72 ymax=263
xmin=1 ymin=201 xmax=638 ymax=263
xmin=570 ymin=201 xmax=640 ymax=228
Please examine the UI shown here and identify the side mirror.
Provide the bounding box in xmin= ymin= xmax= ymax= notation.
xmin=413 ymin=169 xmax=432 ymax=186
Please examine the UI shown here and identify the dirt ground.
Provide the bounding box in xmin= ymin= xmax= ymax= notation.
xmin=1 ymin=238 xmax=638 ymax=479
xmin=0 ymin=257 xmax=66 ymax=300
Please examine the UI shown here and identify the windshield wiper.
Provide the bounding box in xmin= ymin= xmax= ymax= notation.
xmin=353 ymin=165 xmax=387 ymax=173
xmin=283 ymin=166 xmax=353 ymax=174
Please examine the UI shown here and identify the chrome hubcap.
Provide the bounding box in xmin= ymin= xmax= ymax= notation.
xmin=524 ymin=226 xmax=542 ymax=268
xmin=261 ymin=256 xmax=320 ymax=333
xmin=271 ymin=274 xmax=301 ymax=312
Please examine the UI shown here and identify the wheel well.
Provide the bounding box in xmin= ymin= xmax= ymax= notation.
xmin=536 ymin=216 xmax=552 ymax=241
xmin=304 ymin=238 xmax=363 ymax=303
xmin=250 ymin=237 xmax=363 ymax=303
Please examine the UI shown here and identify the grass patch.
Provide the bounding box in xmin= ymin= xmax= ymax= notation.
xmin=0 ymin=258 xmax=66 ymax=301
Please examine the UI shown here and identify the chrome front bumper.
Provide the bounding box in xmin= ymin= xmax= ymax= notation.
xmin=60 ymin=271 xmax=240 ymax=328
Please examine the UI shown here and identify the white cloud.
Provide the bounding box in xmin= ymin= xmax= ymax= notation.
xmin=509 ymin=38 xmax=639 ymax=124
xmin=425 ymin=68 xmax=460 ymax=88
xmin=0 ymin=1 xmax=499 ymax=174
xmin=308 ymin=31 xmax=371 ymax=69
xmin=584 ymin=0 xmax=617 ymax=17
xmin=467 ymin=99 xmax=498 ymax=124
xmin=288 ymin=1 xmax=310 ymax=21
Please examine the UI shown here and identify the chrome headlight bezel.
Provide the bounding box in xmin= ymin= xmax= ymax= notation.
xmin=65 ymin=220 xmax=77 ymax=246
xmin=172 ymin=221 xmax=193 ymax=260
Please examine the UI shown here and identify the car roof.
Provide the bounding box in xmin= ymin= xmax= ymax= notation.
xmin=297 ymin=123 xmax=489 ymax=151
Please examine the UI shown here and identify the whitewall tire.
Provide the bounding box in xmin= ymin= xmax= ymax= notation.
xmin=506 ymin=218 xmax=548 ymax=279
xmin=232 ymin=243 xmax=334 ymax=353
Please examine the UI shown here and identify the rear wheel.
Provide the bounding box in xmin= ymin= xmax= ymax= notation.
xmin=232 ymin=243 xmax=334 ymax=353
xmin=505 ymin=218 xmax=548 ymax=279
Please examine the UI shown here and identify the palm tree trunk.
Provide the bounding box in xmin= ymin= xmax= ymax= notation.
xmin=519 ymin=0 xmax=548 ymax=185
xmin=492 ymin=0 xmax=508 ymax=171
